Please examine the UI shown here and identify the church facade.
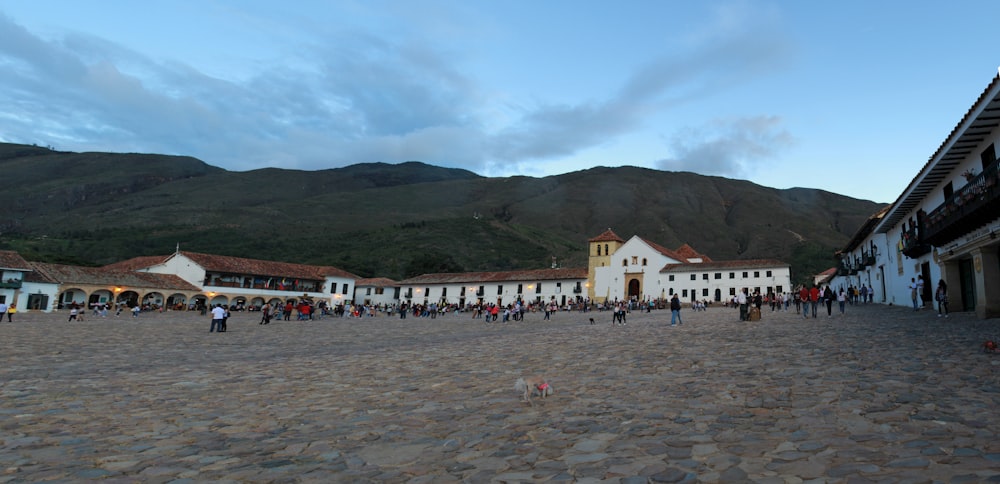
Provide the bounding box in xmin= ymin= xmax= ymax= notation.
xmin=587 ymin=229 xmax=791 ymax=304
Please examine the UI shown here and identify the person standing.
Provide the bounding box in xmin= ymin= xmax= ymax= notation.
xmin=737 ymin=289 xmax=749 ymax=321
xmin=0 ymin=301 xmax=7 ymax=322
xmin=797 ymin=286 xmax=807 ymax=316
xmin=6 ymin=304 xmax=15 ymax=322
xmin=909 ymin=278 xmax=919 ymax=311
xmin=824 ymin=286 xmax=834 ymax=317
xmin=670 ymin=294 xmax=682 ymax=326
xmin=916 ymin=275 xmax=925 ymax=309
xmin=69 ymin=304 xmax=79 ymax=322
xmin=936 ymin=280 xmax=949 ymax=317
xmin=210 ymin=304 xmax=226 ymax=332
xmin=837 ymin=288 xmax=847 ymax=315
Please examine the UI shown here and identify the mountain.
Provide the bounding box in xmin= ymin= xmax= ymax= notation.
xmin=0 ymin=143 xmax=882 ymax=284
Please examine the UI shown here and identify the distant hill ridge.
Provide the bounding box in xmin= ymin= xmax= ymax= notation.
xmin=0 ymin=143 xmax=883 ymax=284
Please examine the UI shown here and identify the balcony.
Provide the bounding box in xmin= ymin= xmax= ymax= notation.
xmin=924 ymin=161 xmax=1000 ymax=246
xmin=901 ymin=225 xmax=932 ymax=258
xmin=0 ymin=280 xmax=23 ymax=289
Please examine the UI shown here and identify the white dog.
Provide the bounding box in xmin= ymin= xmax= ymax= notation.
xmin=515 ymin=376 xmax=553 ymax=406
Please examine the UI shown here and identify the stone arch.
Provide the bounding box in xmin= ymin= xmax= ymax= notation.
xmin=142 ymin=291 xmax=166 ymax=309
xmin=628 ymin=278 xmax=640 ymax=300
xmin=166 ymin=293 xmax=189 ymax=310
xmin=116 ymin=290 xmax=139 ymax=307
xmin=59 ymin=288 xmax=88 ymax=309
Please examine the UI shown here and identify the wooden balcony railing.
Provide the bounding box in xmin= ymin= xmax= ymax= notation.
xmin=924 ymin=160 xmax=1000 ymax=246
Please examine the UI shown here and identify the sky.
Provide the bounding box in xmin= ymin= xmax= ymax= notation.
xmin=1 ymin=1 xmax=998 ymax=204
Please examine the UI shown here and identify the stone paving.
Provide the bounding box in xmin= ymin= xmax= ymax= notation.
xmin=1 ymin=303 xmax=999 ymax=483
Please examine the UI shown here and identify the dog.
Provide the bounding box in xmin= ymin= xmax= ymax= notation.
xmin=984 ymin=340 xmax=998 ymax=353
xmin=589 ymin=317 xmax=595 ymax=325
xmin=515 ymin=376 xmax=553 ymax=406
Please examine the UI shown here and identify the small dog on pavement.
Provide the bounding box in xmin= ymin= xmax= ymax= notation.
xmin=515 ymin=376 xmax=553 ymax=406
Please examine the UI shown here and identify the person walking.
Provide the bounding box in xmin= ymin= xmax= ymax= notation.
xmin=936 ymin=279 xmax=949 ymax=317
xmin=6 ymin=304 xmax=15 ymax=322
xmin=824 ymin=286 xmax=834 ymax=317
xmin=670 ymin=294 xmax=682 ymax=326
xmin=260 ymin=303 xmax=272 ymax=324
xmin=808 ymin=285 xmax=820 ymax=318
xmin=0 ymin=301 xmax=7 ymax=322
xmin=837 ymin=288 xmax=847 ymax=315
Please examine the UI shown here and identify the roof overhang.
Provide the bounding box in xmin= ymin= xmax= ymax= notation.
xmin=875 ymin=72 xmax=1000 ymax=233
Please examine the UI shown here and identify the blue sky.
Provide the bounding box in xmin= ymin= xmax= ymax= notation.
xmin=1 ymin=1 xmax=998 ymax=203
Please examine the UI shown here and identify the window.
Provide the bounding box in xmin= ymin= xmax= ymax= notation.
xmin=375 ymin=287 xmax=384 ymax=295
xmin=424 ymin=287 xmax=430 ymax=298
xmin=405 ymin=288 xmax=413 ymax=298
xmin=478 ymin=285 xmax=484 ymax=296
xmin=497 ymin=285 xmax=503 ymax=295
xmin=982 ymin=142 xmax=997 ymax=169
xmin=556 ymin=282 xmax=562 ymax=293
xmin=690 ymin=274 xmax=696 ymax=281
xmin=622 ymin=259 xmax=628 ymax=267
xmin=766 ymin=270 xmax=772 ymax=277
xmin=729 ymin=272 xmax=735 ymax=279
xmin=775 ymin=285 xmax=783 ymax=293
xmin=669 ymin=275 xmax=675 ymax=282
xmin=630 ymin=256 xmax=637 ymax=265
xmin=943 ymin=181 xmax=953 ymax=200
xmin=604 ymin=244 xmax=609 ymax=255
xmin=517 ymin=284 xmax=523 ymax=294
xmin=715 ymin=273 xmax=722 ymax=279
xmin=342 ymin=284 xmax=349 ymax=294
xmin=442 ymin=287 xmax=448 ymax=297
xmin=597 ymin=245 xmax=602 ymax=256
xmin=535 ymin=283 xmax=542 ymax=294
xmin=460 ymin=287 xmax=466 ymax=296
xmin=702 ymin=273 xmax=708 ymax=280
xmin=742 ymin=272 xmax=748 ymax=278
xmin=668 ymin=288 xmax=674 ymax=295
xmin=682 ymin=289 xmax=688 ymax=297
xmin=729 ymin=288 xmax=736 ymax=295
xmin=365 ymin=287 xmax=372 ymax=295
xmin=702 ymin=289 xmax=709 ymax=297
xmin=753 ymin=271 xmax=760 ymax=278
xmin=642 ymin=258 xmax=647 ymax=266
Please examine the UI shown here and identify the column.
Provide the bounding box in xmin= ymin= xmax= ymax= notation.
xmin=971 ymin=247 xmax=1000 ymax=319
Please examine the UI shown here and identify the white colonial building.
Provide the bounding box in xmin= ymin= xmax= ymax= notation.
xmin=587 ymin=229 xmax=791 ymax=304
xmin=398 ymin=268 xmax=587 ymax=308
xmin=109 ymin=250 xmax=358 ymax=310
xmin=353 ymin=277 xmax=401 ymax=307
xmin=830 ymin=69 xmax=1000 ymax=318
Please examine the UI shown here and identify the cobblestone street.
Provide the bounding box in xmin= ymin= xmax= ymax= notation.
xmin=2 ymin=304 xmax=998 ymax=482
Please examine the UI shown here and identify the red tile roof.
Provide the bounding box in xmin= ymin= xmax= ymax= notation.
xmin=28 ymin=262 xmax=201 ymax=291
xmin=659 ymin=259 xmax=788 ymax=272
xmin=673 ymin=243 xmax=712 ymax=262
xmin=355 ymin=277 xmax=400 ymax=287
xmin=102 ymin=255 xmax=171 ymax=272
xmin=175 ymin=251 xmax=358 ymax=280
xmin=400 ymin=267 xmax=588 ymax=285
xmin=0 ymin=250 xmax=32 ymax=271
xmin=588 ymin=229 xmax=625 ymax=243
